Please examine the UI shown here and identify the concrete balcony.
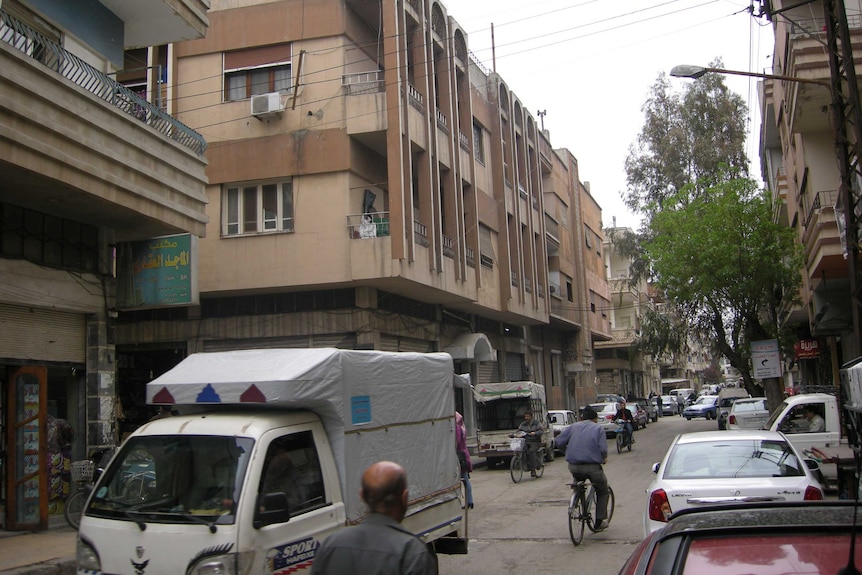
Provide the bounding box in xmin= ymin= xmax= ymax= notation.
xmin=0 ymin=11 xmax=208 ymax=241
xmin=102 ymin=0 xmax=209 ymax=48
xmin=801 ymin=190 xmax=845 ymax=280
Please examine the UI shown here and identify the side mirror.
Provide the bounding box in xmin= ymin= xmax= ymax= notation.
xmin=254 ymin=492 xmax=291 ymax=528
xmin=652 ymin=462 xmax=660 ymax=474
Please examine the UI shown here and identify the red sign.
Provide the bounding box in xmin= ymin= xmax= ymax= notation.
xmin=794 ymin=339 xmax=821 ymax=360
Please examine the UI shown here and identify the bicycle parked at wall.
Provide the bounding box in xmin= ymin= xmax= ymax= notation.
xmin=64 ymin=448 xmax=115 ymax=529
xmin=567 ymin=478 xmax=616 ymax=545
xmin=508 ymin=431 xmax=545 ymax=483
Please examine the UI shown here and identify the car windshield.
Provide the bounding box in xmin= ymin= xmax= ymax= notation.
xmin=663 ymin=439 xmax=805 ymax=479
xmin=86 ymin=435 xmax=253 ymax=525
xmin=694 ymin=396 xmax=715 ymax=405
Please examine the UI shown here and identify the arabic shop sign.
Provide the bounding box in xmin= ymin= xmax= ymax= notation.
xmin=794 ymin=339 xmax=821 ymax=360
xmin=117 ymin=234 xmax=198 ymax=309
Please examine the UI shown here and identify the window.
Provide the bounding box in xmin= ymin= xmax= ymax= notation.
xmin=223 ymin=181 xmax=294 ymax=236
xmin=258 ymin=431 xmax=326 ymax=519
xmin=473 ymin=121 xmax=485 ymax=164
xmin=224 ymin=44 xmax=292 ymax=102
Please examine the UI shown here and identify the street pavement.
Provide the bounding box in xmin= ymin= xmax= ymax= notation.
xmin=0 ymin=527 xmax=76 ymax=575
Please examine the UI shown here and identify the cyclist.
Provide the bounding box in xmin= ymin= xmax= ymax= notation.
xmin=515 ymin=410 xmax=544 ymax=478
xmin=613 ymin=399 xmax=635 ymax=446
xmin=555 ymin=405 xmax=611 ymax=530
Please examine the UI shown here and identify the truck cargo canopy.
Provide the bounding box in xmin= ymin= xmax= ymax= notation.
xmin=472 ymin=381 xmax=546 ymax=403
xmin=146 ymin=348 xmax=458 ymax=522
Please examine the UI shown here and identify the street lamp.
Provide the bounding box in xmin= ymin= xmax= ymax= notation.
xmin=669 ymin=64 xmax=830 ymax=87
xmin=671 ymin=61 xmax=862 ymax=365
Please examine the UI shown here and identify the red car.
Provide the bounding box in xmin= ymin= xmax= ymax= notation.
xmin=619 ymin=501 xmax=862 ymax=575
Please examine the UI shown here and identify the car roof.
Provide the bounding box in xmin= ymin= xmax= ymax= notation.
xmin=590 ymin=402 xmax=617 ymax=410
xmin=674 ymin=429 xmax=787 ymax=444
xmin=731 ymin=397 xmax=767 ymax=404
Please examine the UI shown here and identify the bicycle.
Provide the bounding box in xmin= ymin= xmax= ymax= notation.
xmin=65 ymin=459 xmax=95 ymax=529
xmin=615 ymin=419 xmax=633 ymax=454
xmin=567 ymin=478 xmax=615 ymax=545
xmin=509 ymin=432 xmax=545 ymax=483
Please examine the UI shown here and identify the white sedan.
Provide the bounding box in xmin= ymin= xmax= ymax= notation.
xmin=643 ymin=430 xmax=824 ymax=535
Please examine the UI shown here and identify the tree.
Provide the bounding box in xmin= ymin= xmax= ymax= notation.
xmin=641 ymin=179 xmax=803 ymax=411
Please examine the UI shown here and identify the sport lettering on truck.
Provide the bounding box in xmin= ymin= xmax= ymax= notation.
xmin=75 ymin=349 xmax=468 ymax=575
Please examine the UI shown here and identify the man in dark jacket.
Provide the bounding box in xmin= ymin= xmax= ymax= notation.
xmin=516 ymin=410 xmax=545 ymax=477
xmin=311 ymin=461 xmax=436 ymax=575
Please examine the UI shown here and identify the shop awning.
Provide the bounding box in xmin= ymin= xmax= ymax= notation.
xmin=443 ymin=333 xmax=496 ymax=362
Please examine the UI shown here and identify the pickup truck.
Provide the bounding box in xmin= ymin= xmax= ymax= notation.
xmin=473 ymin=381 xmax=554 ymax=469
xmin=76 ymin=349 xmax=467 ymax=574
xmin=763 ymin=392 xmax=854 ymax=491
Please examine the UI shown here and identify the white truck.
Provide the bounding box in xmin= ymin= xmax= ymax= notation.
xmin=473 ymin=381 xmax=554 ymax=469
xmin=75 ymin=349 xmax=467 ymax=575
xmin=763 ymin=392 xmax=854 ymax=491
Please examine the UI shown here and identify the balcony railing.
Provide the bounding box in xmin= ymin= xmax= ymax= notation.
xmin=537 ymin=282 xmax=544 ymax=299
xmin=788 ymin=14 xmax=862 ymax=37
xmin=524 ymin=277 xmax=532 ymax=293
xmin=0 ymin=9 xmax=206 ymax=155
xmin=342 ymin=71 xmax=384 ymax=95
xmin=442 ymin=234 xmax=455 ymax=258
xmin=459 ymin=130 xmax=470 ymax=152
xmin=511 ymin=272 xmax=519 ymax=288
xmin=347 ymin=212 xmax=390 ymax=239
xmin=407 ymin=83 xmax=424 ymax=112
xmin=414 ymin=220 xmax=429 ymax=247
xmin=804 ymin=190 xmax=838 ymax=229
xmin=466 ymin=246 xmax=475 ymax=268
xmin=436 ymin=108 xmax=448 ymax=133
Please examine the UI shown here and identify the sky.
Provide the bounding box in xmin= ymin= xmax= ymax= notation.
xmin=440 ymin=0 xmax=775 ymax=230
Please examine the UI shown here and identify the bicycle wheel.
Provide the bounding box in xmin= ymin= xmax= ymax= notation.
xmin=568 ymin=488 xmax=585 ymax=545
xmin=616 ymin=432 xmax=623 ymax=454
xmin=510 ymin=453 xmax=524 ymax=483
xmin=121 ymin=473 xmax=149 ymax=504
xmin=585 ymin=487 xmax=599 ymax=531
xmin=64 ymin=490 xmax=87 ymax=529
xmin=534 ymin=451 xmax=545 ymax=478
xmin=606 ymin=486 xmax=616 ymax=525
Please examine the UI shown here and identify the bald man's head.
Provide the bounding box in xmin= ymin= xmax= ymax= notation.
xmin=360 ymin=461 xmax=409 ymax=521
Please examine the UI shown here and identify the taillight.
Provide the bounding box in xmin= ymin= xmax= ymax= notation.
xmin=804 ymin=486 xmax=824 ymax=500
xmin=606 ymin=414 xmax=614 ymax=420
xmin=728 ymin=415 xmax=736 ymax=424
xmin=647 ymin=489 xmax=672 ymax=522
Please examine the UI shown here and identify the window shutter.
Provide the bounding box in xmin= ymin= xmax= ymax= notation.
xmin=225 ymin=44 xmax=291 ymax=70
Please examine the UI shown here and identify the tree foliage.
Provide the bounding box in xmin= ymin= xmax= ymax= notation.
xmin=642 ymin=179 xmax=803 ymax=407
xmin=624 ymin=60 xmax=749 ymax=218
xmin=619 ymin=62 xmax=802 ymax=409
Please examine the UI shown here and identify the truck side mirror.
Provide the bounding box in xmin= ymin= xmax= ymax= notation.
xmin=254 ymin=492 xmax=291 ymax=528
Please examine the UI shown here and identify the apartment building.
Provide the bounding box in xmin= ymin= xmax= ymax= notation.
xmin=0 ymin=0 xmax=210 ymax=530
xmin=759 ymin=0 xmax=862 ymax=388
xmin=113 ymin=0 xmax=612 ymax=436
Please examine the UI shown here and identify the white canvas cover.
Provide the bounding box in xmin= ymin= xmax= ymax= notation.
xmin=146 ymin=348 xmax=458 ymax=522
xmin=471 ymin=380 xmax=546 ymax=403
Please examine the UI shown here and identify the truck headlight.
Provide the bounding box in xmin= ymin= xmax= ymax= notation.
xmin=190 ymin=554 xmax=238 ymax=575
xmin=77 ymin=538 xmax=101 ymax=572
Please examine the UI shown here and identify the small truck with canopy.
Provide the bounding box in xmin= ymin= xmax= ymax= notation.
xmin=75 ymin=348 xmax=467 ymax=575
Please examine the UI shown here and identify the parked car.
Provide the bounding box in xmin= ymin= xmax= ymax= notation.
xmin=589 ymin=402 xmax=620 ymax=437
xmin=642 ymin=430 xmax=824 ymax=535
xmin=631 ymin=403 xmax=648 ymax=429
xmin=659 ymin=395 xmax=677 ymax=416
xmin=596 ymin=393 xmax=625 ymax=404
xmin=682 ymin=395 xmax=719 ymax=420
xmin=621 ymin=501 xmax=859 ymax=575
xmin=716 ymin=387 xmax=751 ymax=429
xmin=726 ymin=397 xmax=769 ymax=430
xmin=548 ymin=409 xmax=577 ymax=453
xmin=634 ymin=397 xmax=658 ymax=422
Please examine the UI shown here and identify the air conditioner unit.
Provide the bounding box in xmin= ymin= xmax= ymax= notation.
xmin=250 ymin=92 xmax=283 ymax=118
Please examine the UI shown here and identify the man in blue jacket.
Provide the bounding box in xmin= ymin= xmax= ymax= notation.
xmin=555 ymin=405 xmax=611 ymax=530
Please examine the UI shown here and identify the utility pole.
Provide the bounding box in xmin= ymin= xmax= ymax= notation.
xmin=824 ymin=0 xmax=862 ymax=360
xmin=537 ymin=109 xmax=547 ymax=131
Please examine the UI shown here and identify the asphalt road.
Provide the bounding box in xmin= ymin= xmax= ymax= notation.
xmin=438 ymin=413 xmax=717 ymax=574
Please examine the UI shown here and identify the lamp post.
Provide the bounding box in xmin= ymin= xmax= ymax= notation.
xmin=671 ymin=61 xmax=862 ymax=366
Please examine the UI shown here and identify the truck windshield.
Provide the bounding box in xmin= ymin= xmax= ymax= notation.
xmin=86 ymin=435 xmax=253 ymax=525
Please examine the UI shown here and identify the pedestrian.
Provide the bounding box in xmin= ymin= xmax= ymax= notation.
xmin=656 ymin=394 xmax=663 ymax=418
xmin=455 ymin=411 xmax=474 ymax=509
xmin=516 ymin=410 xmax=544 ymax=478
xmin=311 ymin=461 xmax=436 ymax=575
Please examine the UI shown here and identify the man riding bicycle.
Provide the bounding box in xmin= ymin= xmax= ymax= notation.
xmin=515 ymin=410 xmax=544 ymax=478
xmin=554 ymin=405 xmax=611 ymax=530
xmin=613 ymin=399 xmax=634 ymax=446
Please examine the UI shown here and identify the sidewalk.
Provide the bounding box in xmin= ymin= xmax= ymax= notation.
xmin=0 ymin=528 xmax=76 ymax=575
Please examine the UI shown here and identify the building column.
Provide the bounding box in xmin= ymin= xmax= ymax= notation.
xmin=86 ymin=313 xmax=119 ymax=454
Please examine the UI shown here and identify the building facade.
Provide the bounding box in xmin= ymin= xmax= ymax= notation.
xmin=0 ymin=0 xmax=210 ymax=530
xmin=759 ymin=0 xmax=862 ymax=389
xmin=113 ymin=0 xmax=612 ymax=444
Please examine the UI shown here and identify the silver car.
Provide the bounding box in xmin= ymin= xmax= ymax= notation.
xmin=589 ymin=402 xmax=620 ymax=437
xmin=726 ymin=397 xmax=770 ymax=430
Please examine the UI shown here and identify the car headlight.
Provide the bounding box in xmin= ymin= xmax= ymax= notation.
xmin=190 ymin=553 xmax=238 ymax=575
xmin=77 ymin=538 xmax=101 ymax=572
